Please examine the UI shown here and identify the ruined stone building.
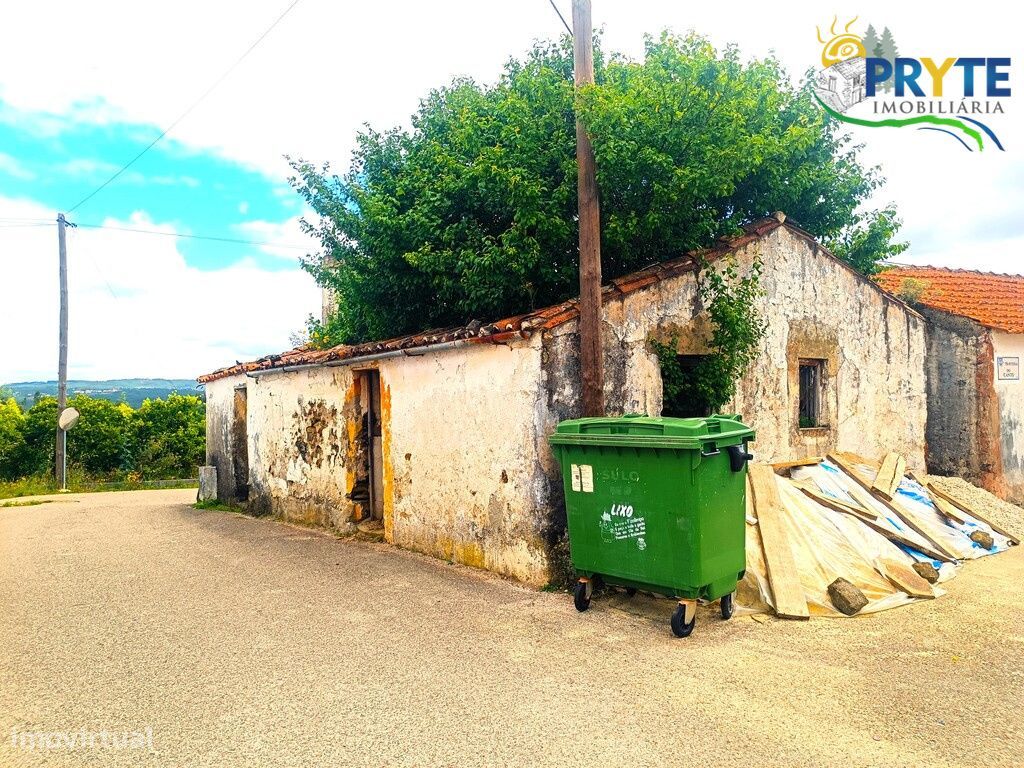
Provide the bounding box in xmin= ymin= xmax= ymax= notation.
xmin=199 ymin=214 xmax=927 ymax=585
xmin=876 ymin=267 xmax=1024 ymax=503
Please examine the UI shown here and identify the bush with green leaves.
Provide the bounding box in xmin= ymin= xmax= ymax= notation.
xmin=293 ymin=31 xmax=906 ymax=348
xmin=0 ymin=394 xmax=206 ymax=482
xmin=133 ymin=394 xmax=206 ymax=479
xmin=0 ymin=398 xmax=27 ymax=481
xmin=651 ymin=254 xmax=766 ymax=415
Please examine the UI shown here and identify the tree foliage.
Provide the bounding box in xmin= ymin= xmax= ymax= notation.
xmin=0 ymin=398 xmax=26 ymax=481
xmin=651 ymin=254 xmax=766 ymax=416
xmin=824 ymin=205 xmax=907 ymax=275
xmin=0 ymin=394 xmax=206 ymax=482
xmin=293 ymin=31 xmax=903 ymax=348
xmin=133 ymin=394 xmax=206 ymax=479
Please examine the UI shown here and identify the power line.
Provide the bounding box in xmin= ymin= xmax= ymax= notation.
xmin=74 ymin=221 xmax=310 ymax=250
xmin=66 ymin=0 xmax=303 ymax=214
xmin=547 ymin=0 xmax=572 ymax=35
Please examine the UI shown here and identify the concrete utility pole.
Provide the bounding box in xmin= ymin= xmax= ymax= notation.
xmin=55 ymin=213 xmax=69 ymax=489
xmin=572 ymin=0 xmax=604 ymax=417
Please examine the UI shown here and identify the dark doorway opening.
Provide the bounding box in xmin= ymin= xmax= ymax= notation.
xmin=231 ymin=386 xmax=249 ymax=501
xmin=359 ymin=370 xmax=385 ymax=522
xmin=661 ymin=354 xmax=714 ymax=418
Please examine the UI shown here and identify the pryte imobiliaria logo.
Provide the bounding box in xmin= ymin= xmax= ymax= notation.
xmin=812 ymin=17 xmax=1009 ymax=151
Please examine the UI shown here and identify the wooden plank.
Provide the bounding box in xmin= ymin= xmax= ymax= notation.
xmin=892 ymin=455 xmax=907 ymax=494
xmin=828 ymin=453 xmax=961 ymax=560
xmin=820 ymin=456 xmax=879 ymax=520
xmin=878 ymin=556 xmax=935 ymax=599
xmin=932 ymin=494 xmax=973 ymax=526
xmin=799 ymin=484 xmax=953 ymax=563
xmin=833 ymin=450 xmax=881 ymax=470
xmin=871 ymin=453 xmax=907 ymax=500
xmin=771 ymin=457 xmax=823 ymax=472
xmin=918 ymin=478 xmax=1020 ymax=546
xmin=747 ymin=464 xmax=809 ymax=620
xmin=872 ymin=452 xmax=901 ymax=498
xmin=797 ymin=484 xmax=873 ymax=522
xmin=906 ymin=470 xmax=969 ymax=525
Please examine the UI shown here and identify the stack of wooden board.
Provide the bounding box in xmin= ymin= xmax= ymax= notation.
xmin=742 ymin=454 xmax=1016 ymax=619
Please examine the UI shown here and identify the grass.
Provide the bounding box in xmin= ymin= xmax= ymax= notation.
xmin=0 ymin=475 xmax=198 ymax=500
xmin=1 ymin=499 xmax=55 ymax=508
xmin=192 ymin=499 xmax=237 ymax=512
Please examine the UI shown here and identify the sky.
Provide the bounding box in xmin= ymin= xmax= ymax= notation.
xmin=0 ymin=0 xmax=1020 ymax=383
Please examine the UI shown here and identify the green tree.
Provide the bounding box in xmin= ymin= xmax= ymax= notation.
xmin=18 ymin=397 xmax=58 ymax=477
xmin=824 ymin=205 xmax=907 ymax=274
xmin=64 ymin=395 xmax=133 ymax=476
xmin=133 ymin=394 xmax=206 ymax=479
xmin=293 ymin=32 xmax=901 ymax=348
xmin=0 ymin=398 xmax=27 ymax=481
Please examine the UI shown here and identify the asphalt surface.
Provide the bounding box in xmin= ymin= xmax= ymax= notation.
xmin=1 ymin=489 xmax=1022 ymax=767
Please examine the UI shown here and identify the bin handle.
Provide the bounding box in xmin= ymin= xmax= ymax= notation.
xmin=726 ymin=443 xmax=755 ymax=472
xmin=701 ymin=443 xmax=720 ymax=457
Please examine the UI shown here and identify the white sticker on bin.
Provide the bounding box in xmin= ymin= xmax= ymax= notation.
xmin=570 ymin=464 xmax=581 ymax=492
xmin=580 ymin=464 xmax=594 ymax=493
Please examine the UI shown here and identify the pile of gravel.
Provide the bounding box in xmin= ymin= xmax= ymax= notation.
xmin=926 ymin=474 xmax=1024 ymax=543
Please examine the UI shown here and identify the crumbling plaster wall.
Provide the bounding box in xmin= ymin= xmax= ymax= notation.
xmin=542 ymin=225 xmax=927 ymax=467
xmin=204 ymin=375 xmax=245 ymax=504
xmin=993 ymin=331 xmax=1024 ymax=503
xmin=917 ymin=307 xmax=1004 ymax=496
xmin=244 ymin=366 xmax=357 ymax=528
xmin=377 ymin=338 xmax=552 ymax=585
xmin=736 ymin=228 xmax=926 ymax=465
xmin=209 ymin=339 xmax=554 ymax=584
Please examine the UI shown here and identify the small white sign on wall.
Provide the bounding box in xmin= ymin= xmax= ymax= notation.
xmin=997 ymin=356 xmax=1020 ymax=381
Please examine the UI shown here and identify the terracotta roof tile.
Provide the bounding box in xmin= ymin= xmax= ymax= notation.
xmin=874 ymin=267 xmax=1024 ymax=334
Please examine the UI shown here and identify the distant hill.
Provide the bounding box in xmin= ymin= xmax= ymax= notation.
xmin=0 ymin=379 xmax=203 ymax=410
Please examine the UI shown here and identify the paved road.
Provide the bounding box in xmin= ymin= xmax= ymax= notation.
xmin=1 ymin=490 xmax=1022 ymax=767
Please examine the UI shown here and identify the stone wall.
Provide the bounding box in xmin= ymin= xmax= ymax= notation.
xmin=203 ymin=222 xmax=929 ymax=587
xmin=542 ymin=224 xmax=928 ymax=467
xmin=379 ymin=338 xmax=552 ymax=584
xmin=917 ymin=307 xmax=1004 ymax=496
xmin=205 ymin=339 xmax=554 ymax=584
xmin=204 ymin=375 xmax=247 ymax=504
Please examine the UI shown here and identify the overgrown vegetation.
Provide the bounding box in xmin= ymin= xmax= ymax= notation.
xmin=0 ymin=393 xmax=205 ymax=496
xmin=293 ymin=32 xmax=905 ymax=348
xmin=193 ymin=499 xmax=236 ymax=512
xmin=651 ymin=254 xmax=766 ymax=416
xmin=892 ymin=276 xmax=930 ymax=305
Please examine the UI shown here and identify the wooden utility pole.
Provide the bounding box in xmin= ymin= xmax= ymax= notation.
xmin=55 ymin=213 xmax=69 ymax=489
xmin=572 ymin=0 xmax=603 ymax=416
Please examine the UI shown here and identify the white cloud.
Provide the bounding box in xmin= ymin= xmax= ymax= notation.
xmin=0 ymin=197 xmax=320 ymax=382
xmin=1 ymin=0 xmax=1018 ymax=272
xmin=0 ymin=152 xmax=35 ymax=180
xmin=235 ymin=215 xmax=313 ymax=260
xmin=60 ymin=158 xmax=120 ymax=177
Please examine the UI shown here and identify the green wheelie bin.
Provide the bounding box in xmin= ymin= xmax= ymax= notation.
xmin=548 ymin=414 xmax=755 ymax=637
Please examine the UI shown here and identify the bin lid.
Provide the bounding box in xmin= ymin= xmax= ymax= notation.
xmin=548 ymin=414 xmax=754 ymax=449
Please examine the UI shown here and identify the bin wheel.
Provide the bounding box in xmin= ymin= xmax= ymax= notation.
xmin=625 ymin=587 xmax=637 ymax=597
xmin=573 ymin=581 xmax=591 ymax=612
xmin=670 ymin=604 xmax=696 ymax=638
xmin=720 ymin=592 xmax=735 ymax=620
